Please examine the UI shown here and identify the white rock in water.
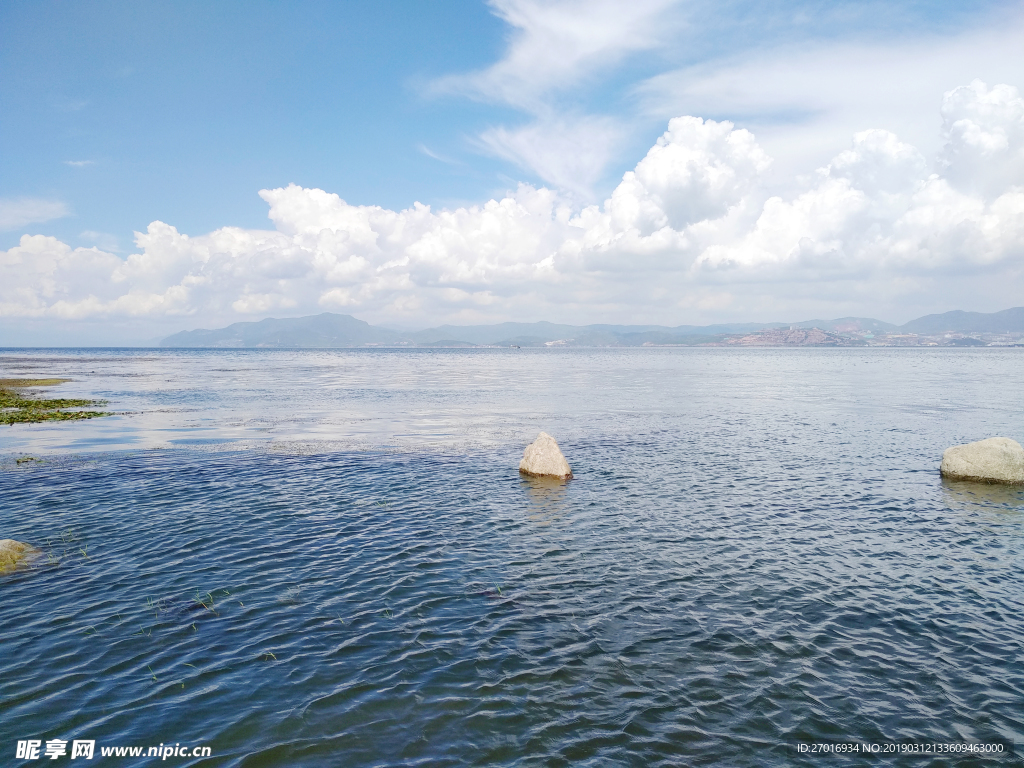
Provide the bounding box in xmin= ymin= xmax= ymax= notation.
xmin=519 ymin=432 xmax=573 ymax=480
xmin=940 ymin=437 xmax=1024 ymax=484
xmin=0 ymin=539 xmax=41 ymax=574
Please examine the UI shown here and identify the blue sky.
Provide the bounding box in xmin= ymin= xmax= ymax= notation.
xmin=1 ymin=1 xmax=509 ymax=248
xmin=2 ymin=0 xmax=1024 ymax=342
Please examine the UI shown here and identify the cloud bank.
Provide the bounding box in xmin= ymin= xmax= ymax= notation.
xmin=3 ymin=81 xmax=1023 ymax=331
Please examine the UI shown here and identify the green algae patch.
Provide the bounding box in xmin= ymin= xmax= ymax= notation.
xmin=0 ymin=386 xmax=110 ymax=425
xmin=0 ymin=378 xmax=72 ymax=387
xmin=0 ymin=539 xmax=42 ymax=574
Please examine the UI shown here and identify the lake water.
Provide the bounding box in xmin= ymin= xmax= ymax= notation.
xmin=2 ymin=348 xmax=1023 ymax=766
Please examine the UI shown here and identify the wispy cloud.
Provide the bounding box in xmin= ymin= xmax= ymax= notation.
xmin=475 ymin=114 xmax=624 ymax=198
xmin=65 ymin=160 xmax=96 ymax=168
xmin=417 ymin=144 xmax=458 ymax=164
xmin=428 ymin=0 xmax=683 ymax=198
xmin=0 ymin=197 xmax=70 ymax=231
xmin=431 ymin=0 xmax=681 ymax=111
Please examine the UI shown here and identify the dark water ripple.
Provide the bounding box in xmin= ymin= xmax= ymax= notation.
xmin=1 ymin=349 xmax=1023 ymax=766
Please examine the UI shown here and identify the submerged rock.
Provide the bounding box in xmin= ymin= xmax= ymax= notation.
xmin=0 ymin=539 xmax=41 ymax=574
xmin=940 ymin=437 xmax=1024 ymax=485
xmin=519 ymin=432 xmax=572 ymax=480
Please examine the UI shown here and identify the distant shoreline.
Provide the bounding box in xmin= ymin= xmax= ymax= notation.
xmin=3 ymin=340 xmax=1023 ymax=351
xmin=152 ymin=307 xmax=1024 ymax=350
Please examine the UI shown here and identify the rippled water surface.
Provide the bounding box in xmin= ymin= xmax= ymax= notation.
xmin=2 ymin=348 xmax=1023 ymax=766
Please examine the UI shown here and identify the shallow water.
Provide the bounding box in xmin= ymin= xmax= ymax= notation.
xmin=2 ymin=348 xmax=1023 ymax=766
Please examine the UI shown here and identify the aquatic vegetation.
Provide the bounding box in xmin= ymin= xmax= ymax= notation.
xmin=193 ymin=590 xmax=216 ymax=612
xmin=138 ymin=590 xmax=230 ymax=629
xmin=0 ymin=378 xmax=72 ymax=387
xmin=0 ymin=381 xmax=110 ymax=425
xmin=190 ymin=588 xmax=233 ymax=614
xmin=31 ymin=526 xmax=96 ymax=571
xmin=464 ymin=580 xmax=513 ymax=601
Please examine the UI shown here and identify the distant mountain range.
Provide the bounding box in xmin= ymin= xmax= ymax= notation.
xmin=899 ymin=307 xmax=1024 ymax=334
xmin=159 ymin=307 xmax=1024 ymax=348
xmin=162 ymin=314 xmax=400 ymax=348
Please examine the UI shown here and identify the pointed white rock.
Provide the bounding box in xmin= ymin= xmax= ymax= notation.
xmin=519 ymin=432 xmax=572 ymax=480
xmin=940 ymin=437 xmax=1024 ymax=484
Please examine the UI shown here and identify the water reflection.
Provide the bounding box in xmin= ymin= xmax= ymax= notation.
xmin=941 ymin=477 xmax=1024 ymax=514
xmin=3 ymin=347 xmax=1024 ymax=462
xmin=520 ymin=474 xmax=570 ymax=525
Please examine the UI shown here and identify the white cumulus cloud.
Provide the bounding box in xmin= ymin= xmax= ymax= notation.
xmin=941 ymin=80 xmax=1024 ymax=198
